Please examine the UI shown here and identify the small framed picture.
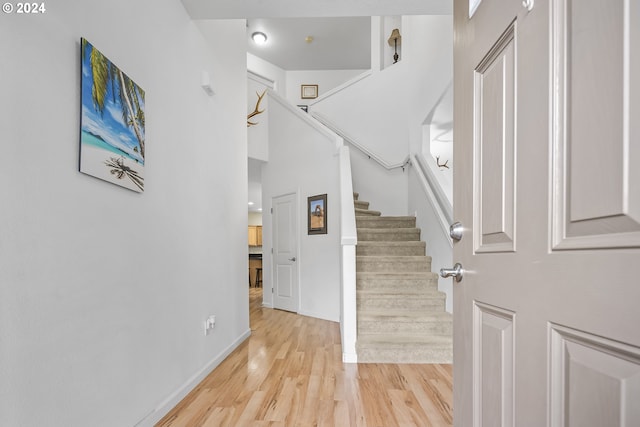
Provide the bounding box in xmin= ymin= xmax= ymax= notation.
xmin=297 ymin=104 xmax=308 ymax=113
xmin=301 ymin=84 xmax=318 ymax=99
xmin=307 ymin=194 xmax=327 ymax=235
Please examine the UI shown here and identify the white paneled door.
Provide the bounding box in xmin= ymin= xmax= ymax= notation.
xmin=272 ymin=193 xmax=299 ymax=313
xmin=452 ymin=0 xmax=640 ymax=426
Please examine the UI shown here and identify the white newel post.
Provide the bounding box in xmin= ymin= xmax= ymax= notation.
xmin=339 ymin=146 xmax=358 ymax=363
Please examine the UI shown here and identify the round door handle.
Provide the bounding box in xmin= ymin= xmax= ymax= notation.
xmin=450 ymin=222 xmax=463 ymax=241
xmin=288 ymin=257 xmax=296 ymax=262
xmin=440 ymin=263 xmax=463 ymax=282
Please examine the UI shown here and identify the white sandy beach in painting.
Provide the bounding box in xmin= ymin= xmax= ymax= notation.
xmin=80 ymin=143 xmax=144 ymax=193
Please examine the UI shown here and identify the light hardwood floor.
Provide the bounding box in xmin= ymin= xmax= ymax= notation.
xmin=156 ymin=288 xmax=453 ymax=427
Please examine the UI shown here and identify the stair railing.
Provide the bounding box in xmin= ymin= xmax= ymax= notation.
xmin=311 ymin=112 xmax=410 ymax=171
xmin=411 ymin=152 xmax=453 ymax=246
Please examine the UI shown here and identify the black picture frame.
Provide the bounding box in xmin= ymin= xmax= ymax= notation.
xmin=307 ymin=194 xmax=327 ymax=235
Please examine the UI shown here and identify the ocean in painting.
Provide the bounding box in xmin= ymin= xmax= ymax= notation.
xmin=81 ymin=130 xmax=143 ymax=164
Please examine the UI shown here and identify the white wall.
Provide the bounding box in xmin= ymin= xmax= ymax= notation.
xmin=247 ymin=53 xmax=287 ymax=96
xmin=248 ymin=212 xmax=263 ymax=226
xmin=408 ymin=168 xmax=453 ymax=312
xmin=404 ymin=15 xmax=453 ymax=155
xmin=310 ymin=62 xmax=411 ymax=214
xmin=261 ymin=93 xmax=342 ymax=322
xmin=247 ymin=77 xmax=270 ymax=161
xmin=348 ymin=144 xmax=409 ymax=216
xmin=286 ymin=69 xmax=367 ymax=107
xmin=0 ymin=3 xmax=249 ymax=426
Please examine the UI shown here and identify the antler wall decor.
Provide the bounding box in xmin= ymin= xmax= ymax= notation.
xmin=436 ymin=156 xmax=450 ymax=169
xmin=247 ymin=89 xmax=267 ymax=127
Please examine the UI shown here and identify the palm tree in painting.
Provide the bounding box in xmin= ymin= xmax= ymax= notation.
xmin=81 ymin=39 xmax=146 ymax=159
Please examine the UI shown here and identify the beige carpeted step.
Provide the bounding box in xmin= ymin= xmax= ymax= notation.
xmin=356 ymin=272 xmax=439 ymax=292
xmin=357 ymin=289 xmax=445 ymax=311
xmin=358 ymin=310 xmax=453 ymax=335
xmin=355 ymin=208 xmax=381 ymax=216
xmin=356 ymin=255 xmax=432 ymax=273
xmin=356 ymin=335 xmax=453 ymax=364
xmin=357 ymin=228 xmax=421 ymax=241
xmin=354 ymin=200 xmax=370 ymax=210
xmin=357 ymin=241 xmax=426 ymax=256
xmin=356 ymin=216 xmax=417 ymax=229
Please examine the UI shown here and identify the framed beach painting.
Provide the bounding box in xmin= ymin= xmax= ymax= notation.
xmin=307 ymin=194 xmax=327 ymax=235
xmin=80 ymin=38 xmax=145 ymax=192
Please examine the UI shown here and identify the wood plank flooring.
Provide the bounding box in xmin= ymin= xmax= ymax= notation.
xmin=156 ymin=288 xmax=453 ymax=427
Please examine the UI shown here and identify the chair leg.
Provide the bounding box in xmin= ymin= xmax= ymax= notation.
xmin=255 ymin=268 xmax=262 ymax=288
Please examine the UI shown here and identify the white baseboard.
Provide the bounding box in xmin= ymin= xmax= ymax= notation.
xmin=298 ymin=309 xmax=339 ymax=323
xmin=134 ymin=328 xmax=252 ymax=427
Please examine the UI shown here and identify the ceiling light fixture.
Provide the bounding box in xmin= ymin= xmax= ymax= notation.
xmin=251 ymin=32 xmax=267 ymax=45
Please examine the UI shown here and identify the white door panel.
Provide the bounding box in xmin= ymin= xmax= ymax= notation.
xmin=453 ymin=0 xmax=640 ymax=426
xmin=272 ymin=193 xmax=298 ymax=312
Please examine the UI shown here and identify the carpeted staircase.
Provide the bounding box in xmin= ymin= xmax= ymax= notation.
xmin=354 ymin=192 xmax=453 ymax=363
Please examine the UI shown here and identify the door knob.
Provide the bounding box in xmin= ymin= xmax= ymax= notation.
xmin=440 ymin=263 xmax=463 ymax=282
xmin=288 ymin=257 xmax=296 ymax=262
xmin=450 ymin=222 xmax=463 ymax=241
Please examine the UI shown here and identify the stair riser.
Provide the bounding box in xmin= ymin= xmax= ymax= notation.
xmin=357 ymin=258 xmax=432 ymax=273
xmin=357 ymin=244 xmax=425 ymax=256
xmin=356 ymin=277 xmax=439 ymax=291
xmin=358 ymin=229 xmax=420 ymax=241
xmin=354 ymin=200 xmax=370 ymax=210
xmin=357 ymin=296 xmax=445 ymax=311
xmin=356 ymin=346 xmax=453 ymax=364
xmin=356 ymin=218 xmax=417 ymax=229
xmin=355 ymin=209 xmax=382 ymax=217
xmin=358 ymin=320 xmax=453 ymax=335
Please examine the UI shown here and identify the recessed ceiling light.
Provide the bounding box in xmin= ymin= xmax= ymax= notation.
xmin=248 ymin=202 xmax=254 ymax=206
xmin=252 ymin=32 xmax=267 ymax=45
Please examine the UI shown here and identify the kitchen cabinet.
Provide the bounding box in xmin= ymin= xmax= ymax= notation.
xmin=248 ymin=225 xmax=262 ymax=246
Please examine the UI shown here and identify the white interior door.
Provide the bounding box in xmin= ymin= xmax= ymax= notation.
xmin=452 ymin=0 xmax=640 ymax=426
xmin=272 ymin=193 xmax=299 ymax=313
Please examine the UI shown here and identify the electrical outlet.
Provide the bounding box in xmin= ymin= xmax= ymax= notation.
xmin=204 ymin=315 xmax=216 ymax=336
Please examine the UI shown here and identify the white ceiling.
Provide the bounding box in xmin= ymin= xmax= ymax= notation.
xmin=186 ymin=0 xmax=452 ymax=71
xmin=247 ymin=17 xmax=371 ymax=71
xmin=182 ymin=0 xmax=452 ymax=19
